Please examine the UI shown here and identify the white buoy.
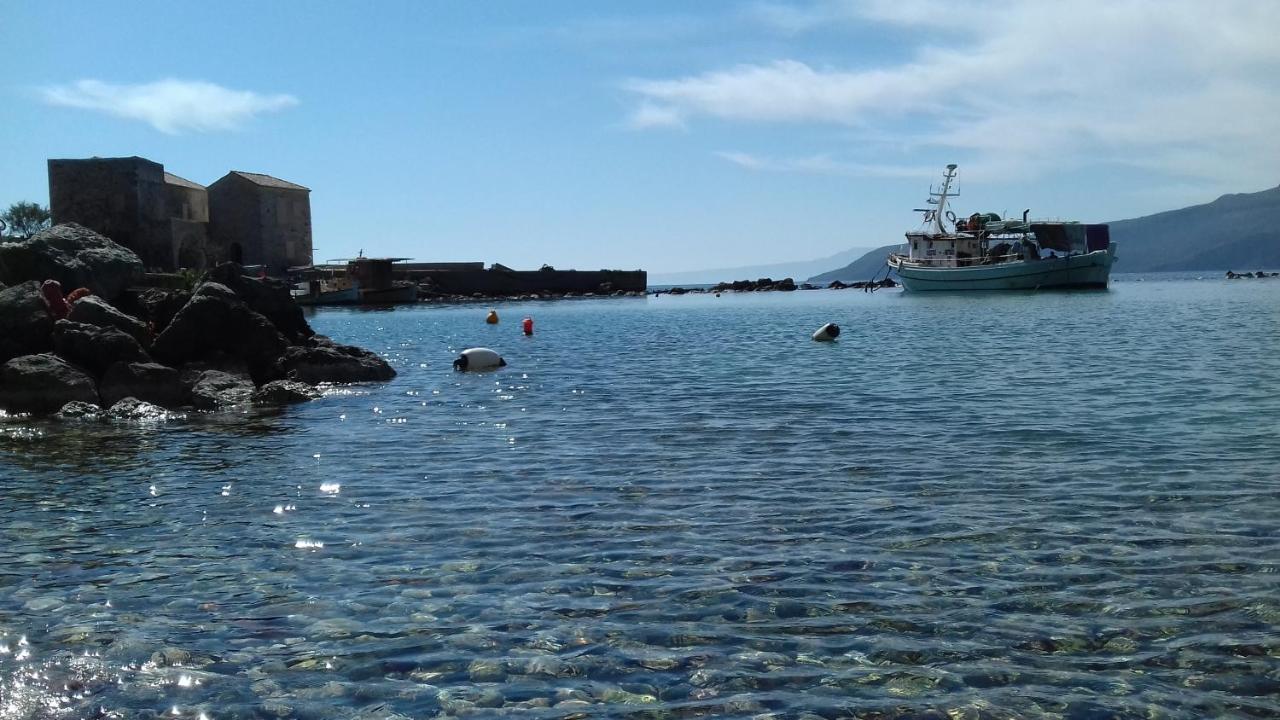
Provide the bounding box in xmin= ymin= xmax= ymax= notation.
xmin=812 ymin=323 xmax=840 ymax=342
xmin=453 ymin=347 xmax=507 ymax=371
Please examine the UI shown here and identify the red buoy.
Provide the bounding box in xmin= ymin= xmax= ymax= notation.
xmin=522 ymin=317 xmax=534 ymax=336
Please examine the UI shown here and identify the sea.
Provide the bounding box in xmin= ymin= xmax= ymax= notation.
xmin=1 ymin=274 xmax=1277 ymax=719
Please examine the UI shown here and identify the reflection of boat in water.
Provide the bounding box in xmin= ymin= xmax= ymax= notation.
xmin=291 ymin=255 xmax=418 ymax=305
xmin=888 ymin=164 xmax=1116 ymax=291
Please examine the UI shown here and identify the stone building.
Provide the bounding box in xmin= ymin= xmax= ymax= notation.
xmin=208 ymin=172 xmax=313 ymax=273
xmin=48 ymin=156 xmax=173 ymax=270
xmin=46 ymin=156 xmax=312 ymax=274
xmin=164 ymin=172 xmax=211 ymax=270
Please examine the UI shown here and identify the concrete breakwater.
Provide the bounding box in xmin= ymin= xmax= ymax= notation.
xmin=400 ymin=263 xmax=647 ymax=300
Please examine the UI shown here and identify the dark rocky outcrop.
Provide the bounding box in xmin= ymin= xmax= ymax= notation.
xmin=0 ymin=233 xmax=392 ymax=416
xmin=99 ymin=362 xmax=186 ymax=409
xmin=56 ymin=401 xmax=104 ymax=419
xmin=0 ymin=353 xmax=99 ymax=413
xmin=106 ymin=397 xmax=177 ymax=420
xmin=67 ymin=295 xmax=150 ymax=346
xmin=151 ymin=282 xmax=289 ymax=382
xmin=52 ymin=320 xmax=150 ymax=376
xmin=189 ymin=370 xmax=256 ymax=409
xmin=206 ymin=263 xmax=313 ymax=343
xmin=253 ymin=380 xmax=323 ymax=404
xmin=282 ymin=336 xmax=395 ymax=384
xmin=0 ymin=223 xmax=144 ymax=301
xmin=0 ymin=281 xmax=54 ymax=362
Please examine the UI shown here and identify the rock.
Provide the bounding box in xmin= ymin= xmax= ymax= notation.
xmin=0 ymin=353 xmax=99 ymax=413
xmin=0 ymin=281 xmax=55 ymax=362
xmin=774 ymin=277 xmax=797 ymax=291
xmin=56 ymin=400 xmax=104 ymax=419
xmin=99 ymin=362 xmax=186 ymax=409
xmin=253 ymin=379 xmax=322 ymax=404
xmin=150 ymin=282 xmax=289 ymax=382
xmin=0 ymin=223 xmax=144 ymax=301
xmin=66 ymin=295 xmax=149 ymax=346
xmin=52 ymin=320 xmax=150 ymax=376
xmin=281 ymin=336 xmax=396 ymax=384
xmin=189 ymin=370 xmax=256 ymax=410
xmin=107 ymin=397 xmax=180 ymax=420
xmin=126 ymin=287 xmax=191 ymax=335
xmin=206 ymin=263 xmax=314 ymax=343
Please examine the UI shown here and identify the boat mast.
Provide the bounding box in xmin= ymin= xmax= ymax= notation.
xmin=927 ymin=164 xmax=958 ymax=236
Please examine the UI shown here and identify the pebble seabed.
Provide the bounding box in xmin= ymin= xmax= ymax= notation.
xmin=1 ymin=281 xmax=1278 ymax=719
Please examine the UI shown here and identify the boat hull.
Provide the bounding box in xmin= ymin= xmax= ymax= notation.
xmin=359 ymin=283 xmax=419 ymax=304
xmin=293 ymin=287 xmax=361 ymax=305
xmin=892 ymin=246 xmax=1115 ymax=292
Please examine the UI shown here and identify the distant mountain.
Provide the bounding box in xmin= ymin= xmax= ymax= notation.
xmin=805 ymin=184 xmax=1280 ymax=280
xmin=807 ymin=244 xmax=899 ymax=284
xmin=648 ymin=246 xmax=874 ymax=287
xmin=1107 ymin=185 xmax=1280 ymax=272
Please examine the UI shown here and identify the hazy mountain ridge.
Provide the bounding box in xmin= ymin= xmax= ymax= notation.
xmin=649 ymin=246 xmax=874 ymax=287
xmin=806 ymin=184 xmax=1280 ymax=281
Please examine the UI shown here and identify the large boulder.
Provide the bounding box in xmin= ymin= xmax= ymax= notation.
xmin=51 ymin=320 xmax=150 ymax=376
xmin=253 ymin=379 xmax=322 ymax=404
xmin=281 ymin=336 xmax=396 ymax=384
xmin=99 ymin=361 xmax=186 ymax=409
xmin=0 ymin=281 xmax=54 ymax=362
xmin=67 ymin=295 xmax=149 ymax=346
xmin=0 ymin=353 xmax=99 ymax=413
xmin=0 ymin=223 xmax=144 ymax=301
xmin=123 ymin=288 xmax=191 ymax=336
xmin=150 ymin=282 xmax=289 ymax=382
xmin=189 ymin=370 xmax=256 ymax=410
xmin=206 ymin=263 xmax=313 ymax=343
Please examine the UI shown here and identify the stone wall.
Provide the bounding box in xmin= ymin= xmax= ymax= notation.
xmin=403 ymin=268 xmax=648 ymax=295
xmin=48 ymin=157 xmax=172 ymax=270
xmin=208 ymin=175 xmax=313 ymax=273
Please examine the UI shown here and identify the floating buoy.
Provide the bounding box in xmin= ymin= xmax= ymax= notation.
xmin=522 ymin=317 xmax=534 ymax=335
xmin=453 ymin=347 xmax=506 ymax=371
xmin=485 ymin=310 xmax=500 ymax=324
xmin=812 ymin=323 xmax=840 ymax=342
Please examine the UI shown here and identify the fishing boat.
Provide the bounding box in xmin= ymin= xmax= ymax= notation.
xmin=887 ymin=164 xmax=1115 ymax=291
xmin=290 ymin=255 xmax=418 ymax=305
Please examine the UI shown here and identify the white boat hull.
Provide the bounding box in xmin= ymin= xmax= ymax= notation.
xmin=891 ymin=245 xmax=1115 ymax=292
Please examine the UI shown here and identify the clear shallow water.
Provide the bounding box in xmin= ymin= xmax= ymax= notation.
xmin=1 ymin=279 xmax=1278 ymax=719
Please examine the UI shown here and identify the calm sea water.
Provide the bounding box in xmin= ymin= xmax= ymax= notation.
xmin=1 ymin=277 xmax=1277 ymax=719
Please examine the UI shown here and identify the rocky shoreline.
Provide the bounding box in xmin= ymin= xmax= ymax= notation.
xmin=654 ymin=276 xmax=897 ymax=295
xmin=0 ymin=224 xmax=395 ymax=417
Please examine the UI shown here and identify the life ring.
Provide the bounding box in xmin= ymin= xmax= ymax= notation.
xmin=945 ymin=210 xmax=957 ymax=223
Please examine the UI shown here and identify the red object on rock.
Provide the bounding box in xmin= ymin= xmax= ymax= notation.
xmin=41 ymin=280 xmax=69 ymax=319
xmin=66 ymin=287 xmax=92 ymax=305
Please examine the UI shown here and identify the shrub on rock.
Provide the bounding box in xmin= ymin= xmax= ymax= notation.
xmin=0 ymin=353 xmax=99 ymax=413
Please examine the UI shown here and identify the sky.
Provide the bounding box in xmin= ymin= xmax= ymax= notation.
xmin=3 ymin=0 xmax=1278 ymax=273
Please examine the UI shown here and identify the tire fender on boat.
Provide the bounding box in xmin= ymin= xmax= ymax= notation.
xmin=453 ymin=347 xmax=507 ymax=371
xmin=812 ymin=323 xmax=840 ymax=342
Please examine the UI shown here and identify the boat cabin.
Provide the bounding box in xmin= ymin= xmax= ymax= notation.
xmin=905 ymin=222 xmax=1111 ymax=267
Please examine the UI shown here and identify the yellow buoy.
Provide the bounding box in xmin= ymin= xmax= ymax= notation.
xmin=485 ymin=310 xmax=499 ymax=324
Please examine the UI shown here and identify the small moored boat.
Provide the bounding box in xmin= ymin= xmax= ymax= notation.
xmin=888 ymin=165 xmax=1116 ymax=291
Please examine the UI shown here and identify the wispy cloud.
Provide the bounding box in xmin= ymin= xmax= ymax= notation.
xmin=629 ymin=1 xmax=1280 ymax=186
xmin=41 ymin=79 xmax=298 ymax=134
xmin=717 ymin=150 xmax=926 ymax=178
xmin=628 ymin=102 xmax=687 ymax=130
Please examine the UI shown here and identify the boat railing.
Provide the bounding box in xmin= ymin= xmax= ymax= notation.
xmin=890 ymin=252 xmax=1026 ymax=268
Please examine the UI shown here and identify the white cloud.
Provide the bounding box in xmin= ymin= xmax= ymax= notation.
xmin=41 ymin=79 xmax=298 ymax=134
xmin=717 ymin=150 xmax=926 ymax=178
xmin=628 ymin=102 xmax=687 ymax=130
xmin=628 ymin=1 xmax=1280 ymax=187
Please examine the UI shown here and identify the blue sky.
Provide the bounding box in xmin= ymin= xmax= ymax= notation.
xmin=3 ymin=1 xmax=1278 ymax=272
